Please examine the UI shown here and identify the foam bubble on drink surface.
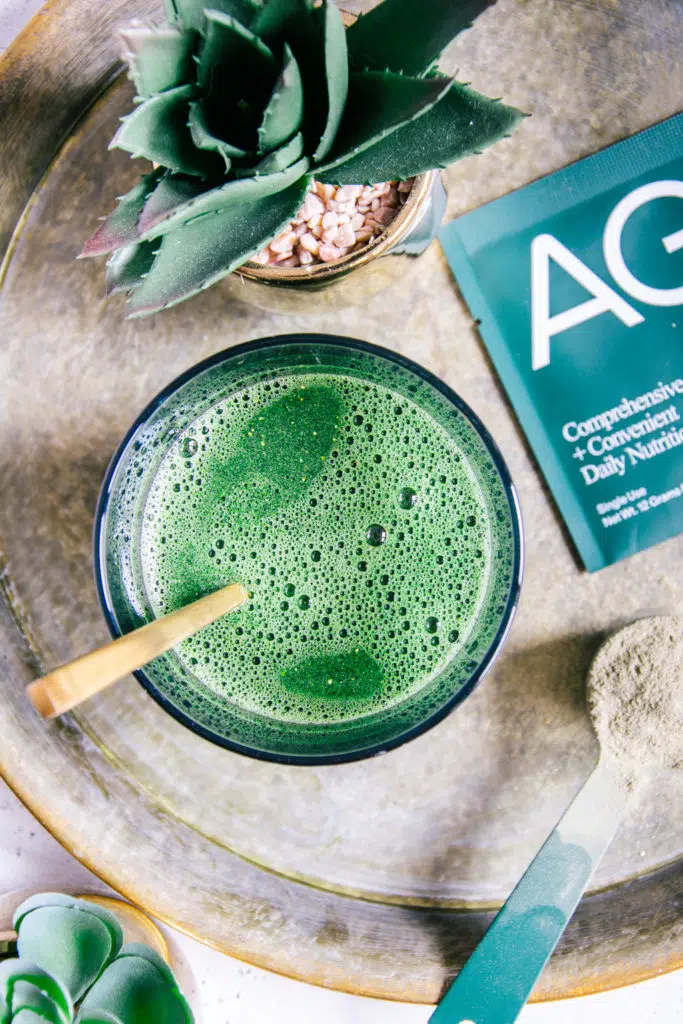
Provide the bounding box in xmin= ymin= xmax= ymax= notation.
xmin=140 ymin=375 xmax=492 ymax=724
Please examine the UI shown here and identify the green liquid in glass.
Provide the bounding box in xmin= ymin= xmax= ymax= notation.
xmin=140 ymin=375 xmax=491 ymax=725
xmin=99 ymin=338 xmax=521 ymax=761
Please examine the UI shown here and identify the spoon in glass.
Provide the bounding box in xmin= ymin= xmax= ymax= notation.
xmin=26 ymin=582 xmax=246 ymax=718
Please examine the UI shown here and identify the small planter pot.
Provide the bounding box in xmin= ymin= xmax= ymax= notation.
xmin=224 ymin=170 xmax=447 ymax=313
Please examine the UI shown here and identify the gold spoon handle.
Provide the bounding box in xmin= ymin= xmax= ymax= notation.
xmin=26 ymin=582 xmax=247 ymax=719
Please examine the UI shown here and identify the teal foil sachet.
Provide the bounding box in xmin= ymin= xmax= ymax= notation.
xmin=440 ymin=114 xmax=683 ymax=571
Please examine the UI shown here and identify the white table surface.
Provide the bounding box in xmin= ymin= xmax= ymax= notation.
xmin=1 ymin=3 xmax=682 ymax=1021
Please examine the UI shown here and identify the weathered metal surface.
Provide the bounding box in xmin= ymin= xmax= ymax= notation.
xmin=0 ymin=0 xmax=681 ymax=1003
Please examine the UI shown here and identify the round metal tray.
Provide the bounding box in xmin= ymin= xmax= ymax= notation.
xmin=0 ymin=0 xmax=681 ymax=1003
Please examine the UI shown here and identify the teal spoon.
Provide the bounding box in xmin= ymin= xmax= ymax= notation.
xmin=428 ymin=758 xmax=626 ymax=1024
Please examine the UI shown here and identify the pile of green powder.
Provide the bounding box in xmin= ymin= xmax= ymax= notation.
xmin=587 ymin=616 xmax=683 ymax=793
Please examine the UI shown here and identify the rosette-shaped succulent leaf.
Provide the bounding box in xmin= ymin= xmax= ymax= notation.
xmin=75 ymin=945 xmax=192 ymax=1024
xmin=0 ymin=959 xmax=73 ymax=1023
xmin=82 ymin=0 xmax=523 ymax=315
xmin=13 ymin=896 xmax=123 ymax=1005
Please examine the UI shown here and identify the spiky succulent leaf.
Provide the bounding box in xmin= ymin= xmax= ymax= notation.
xmin=163 ymin=0 xmax=260 ymax=32
xmin=243 ymin=131 xmax=304 ymax=174
xmin=119 ymin=26 xmax=196 ymax=99
xmin=187 ymin=101 xmax=248 ymax=170
xmin=111 ymin=86 xmax=221 ymax=177
xmin=80 ymin=170 xmax=163 ymax=257
xmin=84 ymin=0 xmax=525 ymax=316
xmin=0 ymin=961 xmax=73 ymax=1024
xmin=250 ymin=0 xmax=311 ymax=48
xmin=138 ymin=157 xmax=308 ymax=240
xmin=127 ymin=176 xmax=309 ymax=316
xmin=105 ymin=243 xmax=158 ymax=295
xmin=138 ymin=174 xmax=205 ymax=236
xmin=75 ymin=944 xmax=192 ymax=1024
xmin=257 ymin=44 xmax=304 ymax=153
xmin=311 ymin=0 xmax=348 ymax=162
xmin=320 ymin=70 xmax=452 ymax=170
xmin=198 ymin=10 xmax=276 ymax=90
xmin=346 ymin=0 xmax=495 ymax=77
xmin=319 ymin=80 xmax=523 ymax=183
xmin=252 ymin=0 xmax=331 ymax=156
xmin=198 ymin=12 xmax=277 ymax=149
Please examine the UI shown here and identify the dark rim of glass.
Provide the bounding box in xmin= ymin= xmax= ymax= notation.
xmin=93 ymin=333 xmax=524 ymax=765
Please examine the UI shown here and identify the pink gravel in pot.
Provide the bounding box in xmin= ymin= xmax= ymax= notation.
xmin=252 ymin=178 xmax=415 ymax=268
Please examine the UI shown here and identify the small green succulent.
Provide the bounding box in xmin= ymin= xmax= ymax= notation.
xmin=0 ymin=894 xmax=192 ymax=1024
xmin=82 ymin=0 xmax=522 ymax=316
xmin=0 ymin=960 xmax=73 ymax=1024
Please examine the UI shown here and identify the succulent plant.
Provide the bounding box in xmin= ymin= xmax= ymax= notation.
xmin=0 ymin=960 xmax=73 ymax=1023
xmin=76 ymin=945 xmax=191 ymax=1024
xmin=13 ymin=894 xmax=123 ymax=1004
xmin=0 ymin=894 xmax=192 ymax=1024
xmin=82 ymin=0 xmax=523 ymax=316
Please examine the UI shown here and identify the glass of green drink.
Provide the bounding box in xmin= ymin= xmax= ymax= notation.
xmin=94 ymin=335 xmax=523 ymax=764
